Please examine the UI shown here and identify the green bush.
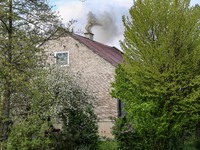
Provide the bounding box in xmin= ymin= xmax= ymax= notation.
xmin=98 ymin=140 xmax=117 ymax=150
xmin=48 ymin=68 xmax=99 ymax=150
xmin=6 ymin=115 xmax=52 ymax=150
xmin=113 ymin=116 xmax=196 ymax=150
xmin=51 ymin=106 xmax=98 ymax=150
xmin=112 ymin=116 xmax=143 ymax=150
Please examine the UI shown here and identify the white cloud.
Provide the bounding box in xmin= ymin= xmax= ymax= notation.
xmin=53 ymin=1 xmax=87 ymax=21
xmin=111 ymin=0 xmax=133 ymax=8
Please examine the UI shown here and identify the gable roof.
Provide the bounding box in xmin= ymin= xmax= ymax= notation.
xmin=70 ymin=34 xmax=123 ymax=67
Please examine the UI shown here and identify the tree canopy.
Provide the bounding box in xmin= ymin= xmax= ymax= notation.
xmin=0 ymin=0 xmax=99 ymax=149
xmin=0 ymin=0 xmax=61 ymax=141
xmin=112 ymin=0 xmax=200 ymax=149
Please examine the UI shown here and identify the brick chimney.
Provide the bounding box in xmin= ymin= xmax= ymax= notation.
xmin=84 ymin=32 xmax=94 ymax=40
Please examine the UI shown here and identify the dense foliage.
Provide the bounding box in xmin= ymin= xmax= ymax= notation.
xmin=6 ymin=115 xmax=51 ymax=150
xmin=112 ymin=0 xmax=200 ymax=149
xmin=4 ymin=67 xmax=99 ymax=149
xmin=47 ymin=68 xmax=99 ymax=150
xmin=0 ymin=0 xmax=61 ymax=142
xmin=0 ymin=0 xmax=98 ymax=149
xmin=112 ymin=116 xmax=142 ymax=150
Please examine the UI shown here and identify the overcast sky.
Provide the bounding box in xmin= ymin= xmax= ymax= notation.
xmin=49 ymin=0 xmax=200 ymax=49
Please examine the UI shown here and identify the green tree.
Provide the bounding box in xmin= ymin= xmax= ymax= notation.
xmin=6 ymin=115 xmax=51 ymax=150
xmin=47 ymin=67 xmax=99 ymax=150
xmin=0 ymin=0 xmax=61 ymax=141
xmin=0 ymin=68 xmax=55 ymax=149
xmin=112 ymin=0 xmax=200 ymax=149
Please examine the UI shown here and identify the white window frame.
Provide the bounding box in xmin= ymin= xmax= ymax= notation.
xmin=54 ymin=51 xmax=69 ymax=67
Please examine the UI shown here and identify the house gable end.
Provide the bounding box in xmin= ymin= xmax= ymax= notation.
xmin=70 ymin=34 xmax=123 ymax=67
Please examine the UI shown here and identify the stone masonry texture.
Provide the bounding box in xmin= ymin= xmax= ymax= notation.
xmin=45 ymin=35 xmax=118 ymax=137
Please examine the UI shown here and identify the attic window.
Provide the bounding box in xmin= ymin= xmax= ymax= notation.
xmin=55 ymin=51 xmax=69 ymax=66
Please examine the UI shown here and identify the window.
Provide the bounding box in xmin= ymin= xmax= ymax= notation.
xmin=55 ymin=51 xmax=69 ymax=66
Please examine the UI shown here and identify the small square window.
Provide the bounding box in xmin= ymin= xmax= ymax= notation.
xmin=55 ymin=51 xmax=69 ymax=66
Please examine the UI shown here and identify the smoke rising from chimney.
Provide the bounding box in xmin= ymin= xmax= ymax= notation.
xmin=85 ymin=11 xmax=119 ymax=44
xmin=85 ymin=11 xmax=101 ymax=33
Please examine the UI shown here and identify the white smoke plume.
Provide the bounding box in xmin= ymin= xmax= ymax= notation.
xmin=85 ymin=11 xmax=119 ymax=44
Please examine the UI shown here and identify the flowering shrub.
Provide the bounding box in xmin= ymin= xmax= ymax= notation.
xmin=47 ymin=67 xmax=99 ymax=150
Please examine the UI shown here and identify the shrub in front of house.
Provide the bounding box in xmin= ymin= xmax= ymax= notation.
xmin=48 ymin=68 xmax=99 ymax=150
xmin=51 ymin=106 xmax=98 ymax=150
xmin=112 ymin=116 xmax=143 ymax=150
xmin=6 ymin=115 xmax=52 ymax=150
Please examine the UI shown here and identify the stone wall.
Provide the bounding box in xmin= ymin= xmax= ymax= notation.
xmin=45 ymin=36 xmax=117 ymax=137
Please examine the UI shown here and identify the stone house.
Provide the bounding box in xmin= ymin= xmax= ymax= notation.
xmin=45 ymin=32 xmax=123 ymax=137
